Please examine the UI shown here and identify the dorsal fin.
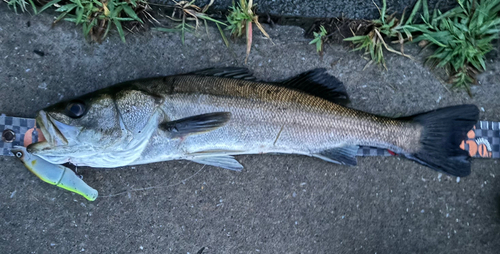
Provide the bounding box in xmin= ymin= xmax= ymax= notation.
xmin=278 ymin=68 xmax=350 ymax=105
xmin=186 ymin=67 xmax=257 ymax=81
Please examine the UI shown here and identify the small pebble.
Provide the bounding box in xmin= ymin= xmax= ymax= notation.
xmin=38 ymin=82 xmax=47 ymax=90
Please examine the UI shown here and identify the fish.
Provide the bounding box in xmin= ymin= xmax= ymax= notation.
xmin=11 ymin=146 xmax=98 ymax=201
xmin=27 ymin=68 xmax=479 ymax=177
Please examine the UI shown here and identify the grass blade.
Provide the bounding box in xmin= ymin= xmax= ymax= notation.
xmin=245 ymin=20 xmax=252 ymax=64
xmin=216 ymin=23 xmax=230 ymax=48
xmin=406 ymin=0 xmax=422 ymax=25
xmin=39 ymin=0 xmax=62 ymax=13
xmin=114 ymin=19 xmax=126 ymax=43
xmin=123 ymin=5 xmax=143 ymax=23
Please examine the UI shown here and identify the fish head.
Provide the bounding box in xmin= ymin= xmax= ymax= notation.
xmin=27 ymin=88 xmax=163 ymax=167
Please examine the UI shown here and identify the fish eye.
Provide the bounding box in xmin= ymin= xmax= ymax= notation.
xmin=65 ymin=101 xmax=86 ymax=118
xmin=15 ymin=151 xmax=23 ymax=158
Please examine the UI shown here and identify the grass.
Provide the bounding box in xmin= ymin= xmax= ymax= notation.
xmin=343 ymin=0 xmax=500 ymax=93
xmin=409 ymin=0 xmax=500 ymax=93
xmin=38 ymin=0 xmax=152 ymax=43
xmin=309 ymin=25 xmax=327 ymax=57
xmin=343 ymin=0 xmax=419 ymax=69
xmin=226 ymin=0 xmax=273 ymax=63
xmin=5 ymin=0 xmax=273 ymax=63
xmin=153 ymin=0 xmax=228 ymax=46
xmin=4 ymin=0 xmax=37 ymax=13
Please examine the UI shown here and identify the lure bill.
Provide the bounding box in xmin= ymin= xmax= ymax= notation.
xmin=10 ymin=146 xmax=98 ymax=201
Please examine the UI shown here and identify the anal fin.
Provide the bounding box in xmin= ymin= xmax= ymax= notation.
xmin=190 ymin=155 xmax=244 ymax=171
xmin=314 ymin=145 xmax=359 ymax=166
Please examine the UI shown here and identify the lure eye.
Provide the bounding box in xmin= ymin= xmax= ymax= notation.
xmin=65 ymin=101 xmax=86 ymax=118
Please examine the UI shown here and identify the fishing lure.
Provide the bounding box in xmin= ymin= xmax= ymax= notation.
xmin=11 ymin=146 xmax=98 ymax=201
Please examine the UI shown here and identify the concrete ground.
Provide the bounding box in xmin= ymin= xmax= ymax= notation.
xmin=153 ymin=0 xmax=459 ymax=20
xmin=1 ymin=3 xmax=499 ymax=254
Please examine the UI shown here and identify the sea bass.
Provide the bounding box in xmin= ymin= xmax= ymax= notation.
xmin=27 ymin=68 xmax=479 ymax=177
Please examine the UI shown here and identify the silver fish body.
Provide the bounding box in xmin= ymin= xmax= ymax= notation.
xmin=28 ymin=68 xmax=479 ymax=177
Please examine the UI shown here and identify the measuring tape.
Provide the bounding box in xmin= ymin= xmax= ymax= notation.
xmin=1 ymin=114 xmax=499 ymax=159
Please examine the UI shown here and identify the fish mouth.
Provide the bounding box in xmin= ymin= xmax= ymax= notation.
xmin=27 ymin=110 xmax=83 ymax=164
xmin=35 ymin=110 xmax=69 ymax=147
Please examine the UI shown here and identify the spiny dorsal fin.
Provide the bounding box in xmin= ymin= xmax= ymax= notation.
xmin=160 ymin=112 xmax=231 ymax=138
xmin=279 ymin=68 xmax=350 ymax=105
xmin=186 ymin=67 xmax=257 ymax=81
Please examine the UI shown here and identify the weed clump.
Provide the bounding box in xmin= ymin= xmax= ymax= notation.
xmin=226 ymin=0 xmax=273 ymax=63
xmin=309 ymin=25 xmax=327 ymax=57
xmin=344 ymin=0 xmax=500 ymax=92
xmin=38 ymin=0 xmax=153 ymax=43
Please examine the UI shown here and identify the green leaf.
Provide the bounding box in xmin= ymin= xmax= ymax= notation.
xmin=343 ymin=35 xmax=369 ymax=41
xmin=73 ymin=0 xmax=83 ymax=8
xmin=63 ymin=17 xmax=78 ymax=22
xmin=75 ymin=7 xmax=84 ymax=24
xmin=320 ymin=25 xmax=327 ymax=35
xmin=55 ymin=10 xmax=70 ymax=22
xmin=309 ymin=38 xmax=320 ymax=44
xmin=112 ymin=5 xmax=123 ymax=18
xmin=114 ymin=19 xmax=126 ymax=43
xmin=114 ymin=17 xmax=135 ymax=21
xmin=216 ymin=23 xmax=230 ymax=48
xmin=197 ymin=14 xmax=228 ymax=26
xmin=122 ymin=5 xmax=142 ymax=23
xmin=28 ymin=0 xmax=38 ymax=14
xmin=381 ymin=0 xmax=387 ymax=23
xmin=102 ymin=21 xmax=112 ymax=39
xmin=422 ymin=33 xmax=448 ymax=47
xmin=55 ymin=4 xmax=77 ymax=12
xmin=405 ymin=0 xmax=422 ymax=25
xmin=478 ymin=57 xmax=486 ymax=71
xmin=422 ymin=0 xmax=429 ymax=22
xmin=39 ymin=0 xmax=62 ymax=13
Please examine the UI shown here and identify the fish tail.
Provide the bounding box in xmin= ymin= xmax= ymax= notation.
xmin=404 ymin=104 xmax=479 ymax=177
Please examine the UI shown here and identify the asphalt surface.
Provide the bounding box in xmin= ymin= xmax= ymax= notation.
xmin=1 ymin=3 xmax=499 ymax=254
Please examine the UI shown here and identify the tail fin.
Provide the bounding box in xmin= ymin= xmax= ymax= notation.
xmin=406 ymin=104 xmax=479 ymax=177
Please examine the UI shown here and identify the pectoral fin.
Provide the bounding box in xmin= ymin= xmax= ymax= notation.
xmin=190 ymin=155 xmax=244 ymax=171
xmin=314 ymin=145 xmax=359 ymax=166
xmin=160 ymin=112 xmax=231 ymax=138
